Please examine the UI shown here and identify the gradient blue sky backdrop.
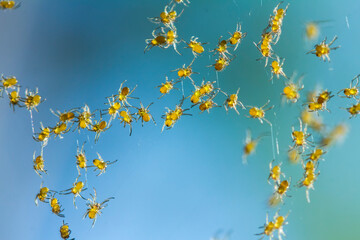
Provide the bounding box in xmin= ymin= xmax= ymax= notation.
xmin=1 ymin=0 xmax=360 ymax=239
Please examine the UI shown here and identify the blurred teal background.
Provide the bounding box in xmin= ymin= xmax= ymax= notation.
xmin=1 ymin=0 xmax=360 ymax=239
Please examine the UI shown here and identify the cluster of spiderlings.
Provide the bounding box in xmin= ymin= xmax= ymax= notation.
xmin=254 ymin=1 xmax=290 ymax=84
xmin=257 ymin=211 xmax=289 ymax=240
xmin=0 ymin=75 xmax=44 ymax=112
xmin=337 ymin=74 xmax=360 ymax=118
xmin=209 ymin=23 xmax=247 ymax=72
xmin=145 ymin=0 xmax=187 ymax=54
xmin=3 ymin=1 xmax=360 ymax=239
xmin=29 ymin=79 xmax=162 ymax=235
xmin=145 ymin=0 xmax=253 ymax=132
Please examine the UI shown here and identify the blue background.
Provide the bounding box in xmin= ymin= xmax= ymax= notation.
xmin=1 ymin=0 xmax=360 ymax=239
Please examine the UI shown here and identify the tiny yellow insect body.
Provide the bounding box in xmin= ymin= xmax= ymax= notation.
xmin=91 ymin=153 xmax=117 ymax=176
xmin=346 ymin=102 xmax=360 ymax=118
xmin=148 ymin=5 xmax=183 ymax=29
xmin=307 ymin=148 xmax=326 ymax=162
xmin=321 ymin=123 xmax=348 ymax=147
xmin=60 ymin=180 xmax=87 ymax=208
xmin=145 ymin=28 xmax=167 ymax=53
xmin=50 ymin=195 xmax=65 ymax=217
xmin=282 ymin=77 xmax=304 ymax=103
xmin=8 ymin=87 xmax=21 ymax=110
xmin=190 ymin=80 xmax=215 ymax=104
xmin=75 ymin=104 xmax=93 ymax=130
xmin=35 ymin=183 xmax=54 ymax=205
xmin=254 ymin=32 xmax=273 ymax=67
xmin=197 ymin=94 xmax=218 ymax=113
xmin=135 ymin=102 xmax=156 ymax=126
xmin=247 ymin=100 xmax=274 ymax=125
xmin=267 ymin=2 xmax=289 ymax=44
xmin=173 ymin=59 xmax=197 ymax=84
xmin=33 ymin=151 xmax=47 ymax=177
xmin=338 ymin=74 xmax=360 ymax=99
xmin=51 ymin=122 xmax=70 ymax=139
xmin=271 ymin=179 xmax=290 ymax=204
xmin=1 ymin=75 xmax=18 ymax=90
xmin=90 ymin=119 xmax=110 ymax=142
xmin=228 ymin=23 xmax=247 ymax=50
xmin=84 ymin=188 xmax=114 ymax=227
xmin=307 ymin=36 xmax=340 ymax=61
xmin=165 ymin=28 xmax=181 ymax=55
xmin=291 ymin=119 xmax=311 ymax=152
xmin=119 ymin=109 xmax=134 ymax=135
xmin=212 ymin=57 xmax=230 ymax=72
xmin=307 ymin=89 xmax=333 ymax=113
xmin=268 ymin=160 xmax=284 ymax=185
xmin=270 ymin=57 xmax=288 ymax=81
xmin=273 ymin=212 xmax=289 ymax=240
xmin=299 ymin=160 xmax=320 ymax=203
xmin=211 ymin=38 xmax=231 ymax=59
xmin=305 ymin=21 xmax=320 ymax=41
xmin=34 ymin=123 xmax=51 ymax=145
xmin=300 ymin=110 xmax=323 ymax=132
xmin=222 ymin=88 xmax=245 ymax=114
xmin=258 ymin=212 xmax=289 ymax=237
xmin=76 ymin=142 xmax=87 ymax=174
xmin=242 ymin=130 xmax=263 ymax=164
xmin=50 ymin=108 xmax=77 ymax=124
xmin=162 ymin=98 xmax=191 ymax=132
xmin=23 ymin=88 xmax=43 ymax=112
xmin=0 ymin=1 xmax=20 ymax=9
xmin=186 ymin=36 xmax=206 ymax=57
xmin=60 ymin=221 xmax=74 ymax=240
xmin=157 ymin=76 xmax=178 ymax=99
xmin=116 ymin=80 xmax=138 ymax=107
xmin=105 ymin=97 xmax=122 ymax=123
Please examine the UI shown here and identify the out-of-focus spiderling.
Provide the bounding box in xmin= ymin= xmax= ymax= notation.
xmin=321 ymin=123 xmax=348 ymax=147
xmin=242 ymin=130 xmax=265 ymax=164
xmin=0 ymin=1 xmax=20 ymax=9
xmin=287 ymin=148 xmax=302 ymax=164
